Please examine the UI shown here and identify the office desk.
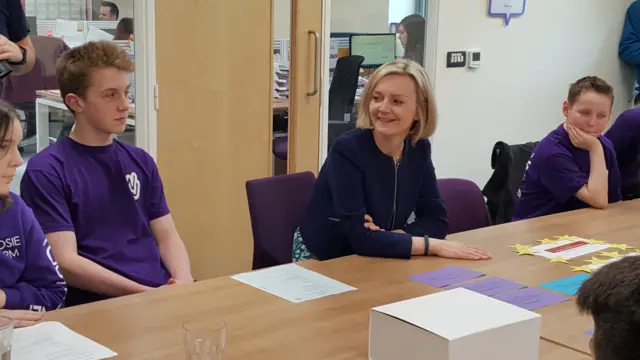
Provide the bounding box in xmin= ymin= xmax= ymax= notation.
xmin=35 ymin=90 xmax=136 ymax=152
xmin=44 ymin=259 xmax=588 ymax=360
xmin=42 ymin=200 xmax=640 ymax=358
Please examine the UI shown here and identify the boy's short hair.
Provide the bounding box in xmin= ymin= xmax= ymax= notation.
xmin=567 ymin=76 xmax=614 ymax=106
xmin=101 ymin=1 xmax=119 ymax=19
xmin=56 ymin=41 xmax=134 ymax=112
xmin=577 ymin=255 xmax=640 ymax=360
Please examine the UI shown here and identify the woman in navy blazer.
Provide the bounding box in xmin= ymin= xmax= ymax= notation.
xmin=293 ymin=59 xmax=491 ymax=262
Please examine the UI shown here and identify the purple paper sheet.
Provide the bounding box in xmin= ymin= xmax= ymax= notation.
xmin=494 ymin=287 xmax=571 ymax=310
xmin=445 ymin=277 xmax=527 ymax=297
xmin=409 ymin=266 xmax=485 ymax=288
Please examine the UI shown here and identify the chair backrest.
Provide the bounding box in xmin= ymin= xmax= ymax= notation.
xmin=438 ymin=178 xmax=490 ymax=235
xmin=1 ymin=36 xmax=70 ymax=104
xmin=482 ymin=141 xmax=538 ymax=224
xmin=328 ymin=55 xmax=364 ymax=121
xmin=245 ymin=171 xmax=316 ymax=270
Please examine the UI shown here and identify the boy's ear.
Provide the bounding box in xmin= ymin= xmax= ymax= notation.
xmin=589 ymin=337 xmax=595 ymax=358
xmin=64 ymin=93 xmax=84 ymax=114
xmin=562 ymin=100 xmax=570 ymax=118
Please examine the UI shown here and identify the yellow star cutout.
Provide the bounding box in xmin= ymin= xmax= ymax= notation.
xmin=583 ymin=257 xmax=610 ymax=266
xmin=538 ymin=238 xmax=560 ymax=244
xmin=571 ymin=265 xmax=593 ymax=273
xmin=509 ymin=244 xmax=532 ymax=251
xmin=610 ymin=244 xmax=633 ymax=251
xmin=555 ymin=235 xmax=575 ymax=241
xmin=549 ymin=256 xmax=568 ymax=263
xmin=586 ymin=239 xmax=608 ymax=245
xmin=516 ymin=249 xmax=536 ymax=256
xmin=598 ymin=251 xmax=622 ymax=259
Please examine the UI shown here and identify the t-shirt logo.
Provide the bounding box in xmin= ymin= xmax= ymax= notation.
xmin=126 ymin=172 xmax=141 ymax=200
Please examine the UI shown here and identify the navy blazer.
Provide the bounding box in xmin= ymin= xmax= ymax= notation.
xmin=299 ymin=128 xmax=448 ymax=260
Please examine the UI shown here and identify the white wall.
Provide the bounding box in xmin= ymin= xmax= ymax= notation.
xmin=430 ymin=0 xmax=635 ymax=187
xmin=274 ymin=0 xmax=291 ymax=39
xmin=388 ymin=0 xmax=415 ymax=24
xmin=331 ymin=0 xmax=390 ymax=33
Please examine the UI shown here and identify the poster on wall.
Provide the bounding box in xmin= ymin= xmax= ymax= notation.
xmin=488 ymin=0 xmax=526 ymax=26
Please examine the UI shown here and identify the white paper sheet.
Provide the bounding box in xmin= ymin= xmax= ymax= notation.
xmin=12 ymin=321 xmax=117 ymax=360
xmin=530 ymin=237 xmax=610 ymax=260
xmin=232 ymin=263 xmax=357 ymax=303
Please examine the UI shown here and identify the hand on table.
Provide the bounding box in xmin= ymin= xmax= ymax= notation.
xmin=429 ymin=239 xmax=491 ymax=260
xmin=364 ymin=214 xmax=382 ymax=231
xmin=0 ymin=309 xmax=44 ymax=328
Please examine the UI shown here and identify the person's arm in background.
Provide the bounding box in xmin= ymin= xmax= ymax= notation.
xmin=403 ymin=140 xmax=448 ymax=239
xmin=20 ymin=169 xmax=152 ymax=296
xmin=145 ymin=155 xmax=193 ymax=283
xmin=619 ymin=2 xmax=640 ymax=64
xmin=0 ymin=0 xmax=35 ymax=74
xmin=605 ymin=140 xmax=622 ymax=203
xmin=0 ymin=208 xmax=65 ymax=312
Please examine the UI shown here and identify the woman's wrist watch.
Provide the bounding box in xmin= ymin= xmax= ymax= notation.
xmin=423 ymin=235 xmax=430 ymax=255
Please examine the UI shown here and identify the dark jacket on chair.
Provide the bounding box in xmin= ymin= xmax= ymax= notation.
xmin=299 ymin=128 xmax=448 ymax=261
xmin=482 ymin=141 xmax=538 ymax=225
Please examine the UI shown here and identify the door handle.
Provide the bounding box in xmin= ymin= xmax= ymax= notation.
xmin=307 ymin=30 xmax=320 ymax=96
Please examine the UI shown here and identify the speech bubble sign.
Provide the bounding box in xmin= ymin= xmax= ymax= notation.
xmin=489 ymin=0 xmax=526 ymax=26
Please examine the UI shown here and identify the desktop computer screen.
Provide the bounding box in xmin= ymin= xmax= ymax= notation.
xmin=349 ymin=34 xmax=396 ymax=68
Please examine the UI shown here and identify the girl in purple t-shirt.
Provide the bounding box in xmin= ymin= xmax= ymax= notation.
xmin=0 ymin=102 xmax=66 ymax=325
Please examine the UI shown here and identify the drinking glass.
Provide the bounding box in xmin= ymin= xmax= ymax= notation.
xmin=182 ymin=319 xmax=226 ymax=360
xmin=0 ymin=316 xmax=13 ymax=360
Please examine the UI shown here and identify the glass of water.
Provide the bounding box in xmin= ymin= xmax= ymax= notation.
xmin=182 ymin=319 xmax=226 ymax=360
xmin=0 ymin=316 xmax=13 ymax=360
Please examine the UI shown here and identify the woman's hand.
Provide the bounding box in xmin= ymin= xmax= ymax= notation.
xmin=364 ymin=214 xmax=382 ymax=231
xmin=429 ymin=239 xmax=491 ymax=260
xmin=0 ymin=309 xmax=44 ymax=328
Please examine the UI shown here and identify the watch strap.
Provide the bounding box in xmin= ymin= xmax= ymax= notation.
xmin=423 ymin=235 xmax=430 ymax=255
xmin=8 ymin=45 xmax=27 ymax=66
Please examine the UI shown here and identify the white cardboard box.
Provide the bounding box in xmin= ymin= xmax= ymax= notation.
xmin=369 ymin=288 xmax=541 ymax=360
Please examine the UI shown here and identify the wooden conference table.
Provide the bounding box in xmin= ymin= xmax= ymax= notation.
xmin=44 ymin=200 xmax=640 ymax=359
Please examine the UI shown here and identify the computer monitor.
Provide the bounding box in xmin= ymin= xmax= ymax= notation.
xmin=349 ymin=34 xmax=396 ymax=68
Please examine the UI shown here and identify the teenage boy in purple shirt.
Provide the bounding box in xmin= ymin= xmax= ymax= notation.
xmin=513 ymin=76 xmax=621 ymax=220
xmin=20 ymin=41 xmax=193 ymax=306
xmin=604 ymin=108 xmax=640 ymax=200
xmin=0 ymin=101 xmax=65 ymax=325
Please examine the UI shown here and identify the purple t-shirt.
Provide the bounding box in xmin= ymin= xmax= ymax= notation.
xmin=513 ymin=124 xmax=621 ymax=220
xmin=0 ymin=193 xmax=66 ymax=311
xmin=604 ymin=108 xmax=640 ymax=196
xmin=20 ymin=137 xmax=171 ymax=305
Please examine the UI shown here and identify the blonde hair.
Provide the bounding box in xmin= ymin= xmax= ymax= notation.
xmin=356 ymin=59 xmax=437 ymax=145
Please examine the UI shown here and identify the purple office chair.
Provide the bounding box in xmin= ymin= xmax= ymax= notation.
xmin=246 ymin=171 xmax=316 ymax=269
xmin=437 ymin=178 xmax=491 ymax=235
xmin=273 ymin=136 xmax=288 ymax=161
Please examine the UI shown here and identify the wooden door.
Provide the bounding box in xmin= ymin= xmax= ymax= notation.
xmin=288 ymin=0 xmax=324 ymax=174
xmin=155 ymin=1 xmax=274 ymax=279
